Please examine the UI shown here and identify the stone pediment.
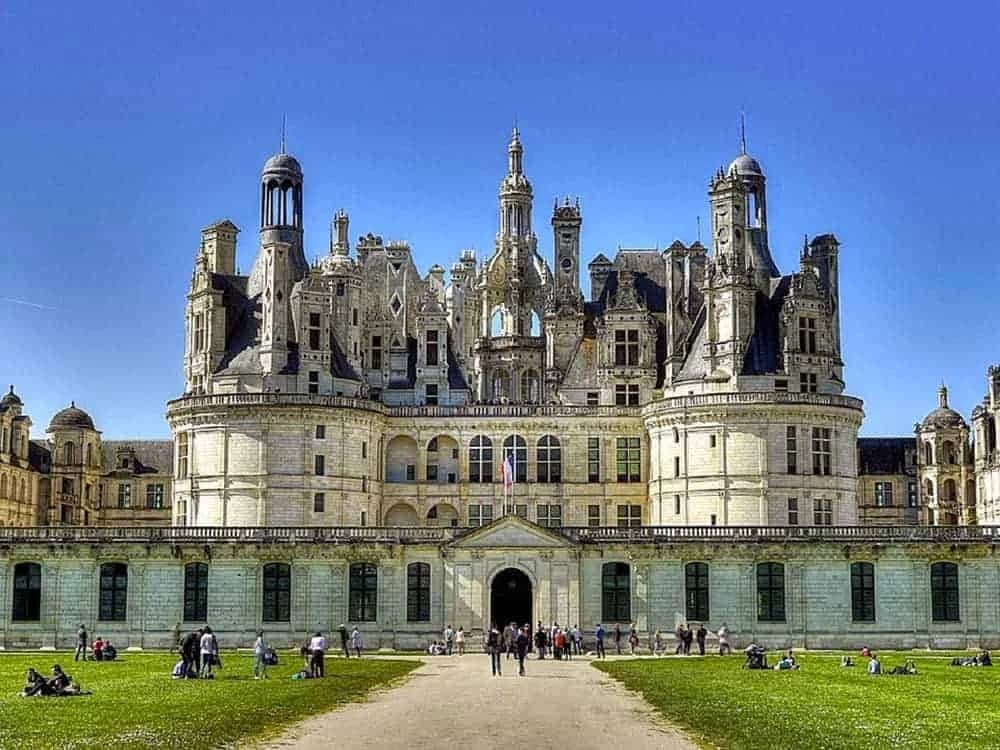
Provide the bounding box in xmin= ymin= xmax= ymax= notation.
xmin=450 ymin=515 xmax=576 ymax=549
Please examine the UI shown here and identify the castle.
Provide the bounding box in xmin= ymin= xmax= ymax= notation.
xmin=2 ymin=128 xmax=999 ymax=651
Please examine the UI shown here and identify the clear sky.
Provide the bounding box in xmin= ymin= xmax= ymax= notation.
xmin=1 ymin=1 xmax=998 ymax=439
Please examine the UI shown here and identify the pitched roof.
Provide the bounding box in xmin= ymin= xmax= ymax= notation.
xmin=101 ymin=440 xmax=174 ymax=475
xmin=857 ymin=437 xmax=916 ymax=475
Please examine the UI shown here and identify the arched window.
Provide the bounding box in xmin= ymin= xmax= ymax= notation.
xmin=924 ymin=442 xmax=934 ymax=465
xmin=536 ymin=436 xmax=561 ymax=483
xmin=492 ymin=369 xmax=510 ymax=401
xmin=931 ymin=562 xmax=960 ymax=622
xmin=184 ymin=562 xmax=209 ymax=623
xmin=601 ymin=562 xmax=631 ymax=622
xmin=685 ymin=562 xmax=710 ymax=621
xmin=529 ymin=311 xmax=542 ymax=337
xmin=12 ymin=562 xmax=42 ymax=622
xmin=469 ymin=436 xmax=493 ymax=483
xmin=349 ymin=562 xmax=378 ymax=622
xmin=63 ymin=442 xmax=75 ymax=464
xmin=943 ymin=441 xmax=957 ymax=465
xmin=502 ymin=435 xmax=527 ymax=483
xmin=407 ymin=562 xmax=431 ymax=622
xmin=942 ymin=479 xmax=957 ymax=503
xmin=520 ymin=370 xmax=539 ymax=403
xmin=85 ymin=443 xmax=92 ymax=466
xmin=924 ymin=479 xmax=934 ymax=499
xmin=262 ymin=563 xmax=291 ymax=623
xmin=756 ymin=562 xmax=785 ymax=622
xmin=850 ymin=561 xmax=875 ymax=622
xmin=99 ymin=563 xmax=128 ymax=622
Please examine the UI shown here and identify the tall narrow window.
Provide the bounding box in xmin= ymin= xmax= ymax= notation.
xmin=425 ymin=330 xmax=439 ymax=366
xmin=930 ymin=562 xmax=960 ymax=622
xmin=874 ymin=482 xmax=893 ymax=507
xmin=502 ymin=435 xmax=527 ymax=482
xmin=469 ymin=436 xmax=493 ymax=483
xmin=315 ymin=424 xmax=326 ymax=439
xmin=314 ymin=455 xmax=325 ymax=476
xmin=313 ymin=492 xmax=325 ymax=513
xmin=616 ymin=437 xmax=641 ymax=483
xmin=685 ymin=562 xmax=710 ymax=621
xmin=308 ymin=312 xmax=321 ymax=350
xmin=850 ymin=562 xmax=875 ymax=622
xmin=12 ymin=562 xmax=41 ymax=622
xmin=812 ymin=427 xmax=832 ymax=476
xmin=588 ymin=437 xmax=601 ymax=482
xmin=798 ymin=317 xmax=817 ymax=353
xmin=587 ymin=504 xmax=601 ymax=527
xmin=352 ymin=308 xmax=358 ymax=326
xmin=146 ymin=483 xmax=164 ymax=509
xmin=786 ymin=427 xmax=797 ymax=474
xmin=602 ymin=562 xmax=631 ymax=621
xmin=308 ymin=371 xmax=319 ymax=394
xmin=177 ymin=432 xmax=189 ymax=479
xmin=787 ymin=497 xmax=799 ymax=525
xmin=371 ymin=335 xmax=383 ymax=370
xmin=349 ymin=563 xmax=378 ymax=622
xmin=536 ymin=435 xmax=562 ymax=483
xmin=193 ymin=313 xmax=205 ymax=352
xmin=262 ymin=563 xmax=291 ymax=622
xmin=117 ymin=483 xmax=132 ymax=509
xmin=184 ymin=562 xmax=209 ymax=622
xmin=908 ymin=481 xmax=918 ymax=508
xmin=407 ymin=562 xmax=431 ymax=622
xmin=756 ymin=562 xmax=785 ymax=622
xmin=99 ymin=563 xmax=128 ymax=622
xmin=425 ymin=384 xmax=439 ymax=406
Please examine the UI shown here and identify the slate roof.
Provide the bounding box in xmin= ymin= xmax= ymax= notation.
xmin=857 ymin=437 xmax=916 ymax=475
xmin=101 ymin=440 xmax=174 ymax=475
xmin=741 ymin=275 xmax=791 ymax=376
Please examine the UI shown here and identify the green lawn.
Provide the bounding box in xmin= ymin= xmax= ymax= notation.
xmin=595 ymin=652 xmax=1000 ymax=750
xmin=0 ymin=651 xmax=417 ymax=750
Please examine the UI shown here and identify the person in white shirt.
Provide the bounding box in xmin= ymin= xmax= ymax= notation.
xmin=350 ymin=627 xmax=363 ymax=658
xmin=310 ymin=631 xmax=327 ymax=677
xmin=253 ymin=631 xmax=268 ymax=680
xmin=455 ymin=627 xmax=466 ymax=656
xmin=868 ymin=654 xmax=882 ymax=675
xmin=200 ymin=626 xmax=216 ymax=678
xmin=443 ymin=625 xmax=454 ymax=655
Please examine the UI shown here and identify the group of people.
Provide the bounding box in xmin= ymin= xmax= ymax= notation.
xmin=951 ymin=650 xmax=992 ymax=668
xmin=529 ymin=622 xmax=582 ymax=660
xmin=20 ymin=665 xmax=87 ymax=697
xmin=73 ymin=624 xmax=118 ymax=662
xmin=294 ymin=625 xmax=364 ymax=678
xmin=175 ymin=626 xmax=221 ymax=679
xmin=440 ymin=625 xmax=466 ymax=655
xmin=484 ymin=622 xmax=531 ymax=676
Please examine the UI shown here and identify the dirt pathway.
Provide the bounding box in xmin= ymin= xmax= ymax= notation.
xmin=263 ymin=654 xmax=696 ymax=749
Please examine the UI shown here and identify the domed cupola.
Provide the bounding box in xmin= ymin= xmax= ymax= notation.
xmin=0 ymin=385 xmax=22 ymax=408
xmin=921 ymin=385 xmax=968 ymax=430
xmin=47 ymin=402 xmax=96 ymax=431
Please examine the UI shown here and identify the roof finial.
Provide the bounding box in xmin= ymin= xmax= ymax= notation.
xmin=512 ymin=115 xmax=519 ymax=140
xmin=696 ymin=215 xmax=702 ymax=243
xmin=739 ymin=110 xmax=747 ymax=155
xmin=280 ymin=115 xmax=286 ymax=154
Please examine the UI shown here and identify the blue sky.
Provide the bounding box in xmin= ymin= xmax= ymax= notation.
xmin=1 ymin=1 xmax=997 ymax=438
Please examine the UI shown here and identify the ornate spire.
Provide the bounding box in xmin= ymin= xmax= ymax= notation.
xmin=739 ymin=110 xmax=747 ymax=155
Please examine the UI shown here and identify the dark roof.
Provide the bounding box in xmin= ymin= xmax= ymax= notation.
xmin=741 ymin=276 xmax=791 ymax=376
xmin=28 ymin=440 xmax=50 ymax=472
xmin=921 ymin=407 xmax=967 ymax=430
xmin=858 ymin=437 xmax=916 ymax=475
xmin=0 ymin=385 xmax=22 ymax=408
xmin=330 ymin=335 xmax=360 ymax=381
xmin=101 ymin=440 xmax=174 ymax=475
xmin=48 ymin=403 xmax=96 ymax=431
xmin=447 ymin=335 xmax=469 ymax=391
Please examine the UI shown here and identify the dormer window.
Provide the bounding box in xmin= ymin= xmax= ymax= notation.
xmin=426 ymin=330 xmax=439 ymax=366
xmin=614 ymin=329 xmax=640 ymax=367
xmin=798 ymin=317 xmax=817 ymax=354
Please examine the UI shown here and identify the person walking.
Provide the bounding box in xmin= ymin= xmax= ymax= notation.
xmin=628 ymin=624 xmax=639 ymax=655
xmin=444 ymin=625 xmax=454 ymax=656
xmin=180 ymin=629 xmax=199 ymax=677
xmin=613 ymin=623 xmax=622 ymax=655
xmin=718 ymin=623 xmax=731 ymax=656
xmin=200 ymin=626 xmax=216 ymax=678
xmin=515 ymin=624 xmax=530 ymax=676
xmin=310 ymin=631 xmax=327 ymax=677
xmin=74 ymin=624 xmax=88 ymax=662
xmin=339 ymin=624 xmax=350 ymax=658
xmin=503 ymin=622 xmax=515 ymax=660
xmin=486 ymin=625 xmax=502 ymax=677
xmin=682 ymin=625 xmax=693 ymax=655
xmin=534 ymin=625 xmax=547 ymax=660
xmin=675 ymin=624 xmax=686 ymax=655
xmin=595 ymin=623 xmax=606 ymax=659
xmin=572 ymin=625 xmax=582 ymax=655
xmin=456 ymin=627 xmax=466 ymax=656
xmin=696 ymin=624 xmax=707 ymax=656
xmin=253 ymin=631 xmax=268 ymax=680
xmin=350 ymin=626 xmax=363 ymax=658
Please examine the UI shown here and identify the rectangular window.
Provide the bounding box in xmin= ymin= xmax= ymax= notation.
xmin=514 ymin=504 xmax=528 ymax=520
xmin=371 ymin=336 xmax=383 ymax=370
xmin=800 ymin=372 xmax=818 ymax=393
xmin=674 ymin=456 xmax=681 ymax=478
xmin=348 ymin=563 xmax=378 ymax=622
xmin=406 ymin=464 xmax=416 ymax=481
xmin=469 ymin=504 xmax=494 ymax=527
xmin=146 ymin=484 xmax=164 ymax=509
xmin=406 ymin=562 xmax=431 ymax=622
xmin=262 ymin=563 xmax=291 ymax=623
xmin=787 ymin=497 xmax=798 ymax=525
xmin=602 ymin=562 xmax=631 ymax=621
xmin=183 ymin=563 xmax=209 ymax=623
xmin=587 ymin=504 xmax=601 ymax=527
xmin=117 ymin=483 xmax=131 ymax=509
xmin=308 ymin=312 xmax=321 ymax=350
xmin=674 ymin=495 xmax=681 ymax=515
xmin=775 ymin=378 xmax=788 ymax=392
xmin=315 ymin=424 xmax=326 ymax=439
xmin=426 ymin=330 xmax=439 ymax=366
xmin=425 ymin=384 xmax=439 ymax=406
xmin=537 ymin=504 xmax=563 ymax=528
xmin=614 ymin=383 xmax=640 ymax=406
xmin=874 ymin=482 xmax=894 ymax=508
xmin=786 ymin=426 xmax=797 ymax=474
xmin=587 ymin=437 xmax=601 ymax=482
xmin=313 ymin=492 xmax=325 ymax=513
xmin=193 ymin=313 xmax=205 ymax=352
xmin=616 ymin=437 xmax=641 ymax=483
xmin=813 ymin=498 xmax=833 ymax=525
xmin=426 ymin=464 xmax=438 ymax=481
xmin=308 ymin=371 xmax=319 ymax=394
xmin=908 ymin=481 xmax=918 ymax=508
xmin=362 ymin=442 xmax=367 ymax=459
xmin=685 ymin=562 xmax=710 ymax=621
xmin=614 ymin=329 xmax=640 ymax=367
xmin=314 ymin=455 xmax=325 ymax=476
xmin=931 ymin=562 xmax=960 ymax=622
xmin=812 ymin=427 xmax=832 ymax=476
xmin=616 ymin=504 xmax=642 ymax=527
xmin=177 ymin=432 xmax=189 ymax=479
xmin=709 ymin=434 xmax=717 ymax=448
xmin=99 ymin=563 xmax=128 ymax=622
xmin=851 ymin=562 xmax=876 ymax=622
xmin=798 ymin=317 xmax=817 ymax=353
xmin=756 ymin=562 xmax=786 ymax=622
xmin=352 ymin=308 xmax=358 ymax=326
xmin=586 ymin=391 xmax=599 ymax=406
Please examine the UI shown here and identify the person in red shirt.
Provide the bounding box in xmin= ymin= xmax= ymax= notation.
xmin=92 ymin=637 xmax=104 ymax=662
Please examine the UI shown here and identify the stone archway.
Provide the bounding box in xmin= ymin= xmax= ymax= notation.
xmin=490 ymin=567 xmax=533 ymax=631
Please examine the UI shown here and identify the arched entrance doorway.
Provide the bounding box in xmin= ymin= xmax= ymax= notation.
xmin=490 ymin=568 xmax=532 ymax=630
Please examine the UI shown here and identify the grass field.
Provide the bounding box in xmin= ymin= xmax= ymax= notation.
xmin=0 ymin=651 xmax=417 ymax=750
xmin=595 ymin=652 xmax=1000 ymax=750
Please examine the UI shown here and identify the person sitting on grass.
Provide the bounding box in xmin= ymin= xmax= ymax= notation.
xmin=20 ymin=668 xmax=50 ymax=697
xmin=103 ymin=640 xmax=118 ymax=661
xmin=840 ymin=655 xmax=854 ymax=667
xmin=775 ymin=655 xmax=799 ymax=670
xmin=92 ymin=637 xmax=104 ymax=662
xmin=977 ymin=650 xmax=992 ymax=667
xmin=889 ymin=659 xmax=917 ymax=675
xmin=867 ymin=654 xmax=882 ymax=675
xmin=860 ymin=646 xmax=872 ymax=658
xmin=47 ymin=665 xmax=86 ymax=696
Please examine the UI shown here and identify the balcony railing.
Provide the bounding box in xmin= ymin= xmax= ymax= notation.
xmin=645 ymin=391 xmax=864 ymax=413
xmin=1 ymin=524 xmax=998 ymax=545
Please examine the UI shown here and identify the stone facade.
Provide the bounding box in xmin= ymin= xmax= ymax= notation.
xmin=973 ymin=367 xmax=1000 ymax=524
xmin=3 ymin=518 xmax=999 ymax=652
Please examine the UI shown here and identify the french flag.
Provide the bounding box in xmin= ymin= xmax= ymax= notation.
xmin=502 ymin=453 xmax=514 ymax=490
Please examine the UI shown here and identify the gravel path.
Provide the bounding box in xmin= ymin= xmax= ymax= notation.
xmin=262 ymin=654 xmax=696 ymax=749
